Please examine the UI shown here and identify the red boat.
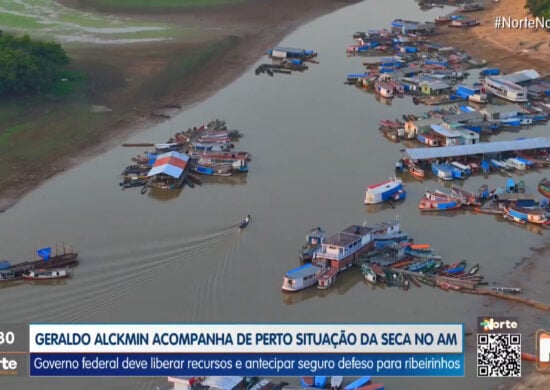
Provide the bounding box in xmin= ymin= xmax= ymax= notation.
xmin=403 ymin=159 xmax=425 ymax=179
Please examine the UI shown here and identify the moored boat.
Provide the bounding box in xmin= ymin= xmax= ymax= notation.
xmin=505 ymin=206 xmax=548 ymax=224
xmin=361 ymin=263 xmax=378 ymax=283
xmin=317 ymin=268 xmax=338 ymax=289
xmin=282 ymin=263 xmax=326 ymax=292
xmin=364 ymin=178 xmax=405 ymax=204
xmin=22 ymin=268 xmax=70 ymax=280
xmin=431 ymin=163 xmax=453 ymax=181
xmin=418 ymin=196 xmax=462 ymax=211
xmin=538 ymin=178 xmax=550 ymax=198
xmin=299 ymin=227 xmax=327 ymax=262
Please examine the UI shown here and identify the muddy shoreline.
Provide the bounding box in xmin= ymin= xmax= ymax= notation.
xmin=0 ymin=0 xmax=360 ymax=212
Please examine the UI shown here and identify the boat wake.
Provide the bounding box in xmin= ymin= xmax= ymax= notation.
xmin=185 ymin=229 xmax=241 ymax=321
xmin=5 ymin=226 xmax=236 ymax=322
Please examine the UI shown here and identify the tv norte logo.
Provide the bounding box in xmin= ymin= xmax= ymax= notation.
xmin=478 ymin=317 xmax=519 ymax=333
xmin=0 ymin=356 xmax=18 ymax=376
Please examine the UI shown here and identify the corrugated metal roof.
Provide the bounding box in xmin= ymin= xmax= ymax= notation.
xmin=431 ymin=124 xmax=461 ymax=138
xmin=147 ymin=151 xmax=189 ymax=178
xmin=405 ymin=137 xmax=550 ymax=160
xmin=480 ymin=104 xmax=523 ymax=115
xmin=273 ymin=47 xmax=305 ymax=55
xmin=443 ymin=111 xmax=483 ymax=123
xmin=202 ymin=377 xmax=243 ymax=390
xmin=502 ymin=69 xmax=540 ymax=84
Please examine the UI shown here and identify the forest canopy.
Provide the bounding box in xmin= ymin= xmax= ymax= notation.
xmin=0 ymin=31 xmax=69 ymax=96
xmin=526 ymin=0 xmax=550 ymax=18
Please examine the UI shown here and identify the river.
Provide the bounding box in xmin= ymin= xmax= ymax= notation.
xmin=1 ymin=1 xmax=547 ymax=389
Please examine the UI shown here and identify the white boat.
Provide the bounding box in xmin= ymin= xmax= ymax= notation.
xmin=22 ymin=268 xmax=70 ymax=280
xmin=250 ymin=379 xmax=271 ymax=390
xmin=364 ymin=178 xmax=404 ymax=204
xmin=484 ymin=76 xmax=528 ymax=102
xmin=282 ymin=263 xmax=326 ymax=292
xmin=375 ymin=81 xmax=394 ymax=98
xmin=330 ymin=376 xmax=343 ymax=390
xmin=468 ymin=93 xmax=487 ymax=103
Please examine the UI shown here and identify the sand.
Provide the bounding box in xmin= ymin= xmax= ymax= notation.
xmin=435 ymin=0 xmax=550 ymax=73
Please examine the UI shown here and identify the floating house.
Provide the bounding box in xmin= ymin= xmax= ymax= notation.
xmin=146 ymin=151 xmax=190 ymax=189
xmin=267 ymin=47 xmax=316 ymax=59
xmin=419 ymin=80 xmax=451 ymax=96
xmin=480 ymin=104 xmax=523 ymax=122
xmin=484 ymin=76 xmax=528 ymax=102
xmin=405 ymin=117 xmax=441 ymax=135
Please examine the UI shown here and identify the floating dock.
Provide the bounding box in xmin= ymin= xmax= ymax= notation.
xmin=404 ymin=137 xmax=550 ymax=161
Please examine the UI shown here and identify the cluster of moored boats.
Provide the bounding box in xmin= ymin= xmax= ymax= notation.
xmin=120 ymin=119 xmax=251 ymax=191
xmin=0 ymin=246 xmax=78 ymax=283
xmin=255 ymin=46 xmax=318 ymax=76
xmin=281 ymin=217 xmax=521 ymax=295
xmin=282 ymin=218 xmax=402 ymax=292
xmin=361 ymin=242 xmax=486 ymax=293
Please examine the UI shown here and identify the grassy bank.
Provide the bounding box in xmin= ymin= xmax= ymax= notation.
xmin=67 ymin=0 xmax=248 ymax=12
xmin=0 ymin=35 xmax=236 ymax=203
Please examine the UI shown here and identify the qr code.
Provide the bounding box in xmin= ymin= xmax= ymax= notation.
xmin=477 ymin=333 xmax=521 ymax=377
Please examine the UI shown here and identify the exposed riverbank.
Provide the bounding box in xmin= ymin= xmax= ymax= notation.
xmin=0 ymin=0 xmax=360 ymax=212
xmin=435 ymin=0 xmax=550 ymax=74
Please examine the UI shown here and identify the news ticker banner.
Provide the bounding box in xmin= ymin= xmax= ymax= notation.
xmin=4 ymin=323 xmax=465 ymax=377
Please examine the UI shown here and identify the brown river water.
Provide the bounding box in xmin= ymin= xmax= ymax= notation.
xmin=1 ymin=1 xmax=548 ymax=389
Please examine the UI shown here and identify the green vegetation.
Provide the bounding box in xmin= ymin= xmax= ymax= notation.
xmin=86 ymin=0 xmax=246 ymax=9
xmin=526 ymin=0 xmax=550 ymax=18
xmin=0 ymin=31 xmax=69 ymax=96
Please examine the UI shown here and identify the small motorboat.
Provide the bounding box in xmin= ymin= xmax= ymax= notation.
xmin=239 ymin=215 xmax=251 ymax=229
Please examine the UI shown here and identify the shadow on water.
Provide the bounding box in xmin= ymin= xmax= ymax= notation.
xmin=281 ymin=267 xmax=363 ymax=305
xmin=201 ymin=174 xmax=248 ymax=186
xmin=148 ymin=187 xmax=184 ymax=201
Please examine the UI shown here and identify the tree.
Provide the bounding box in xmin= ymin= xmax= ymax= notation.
xmin=0 ymin=32 xmax=69 ymax=96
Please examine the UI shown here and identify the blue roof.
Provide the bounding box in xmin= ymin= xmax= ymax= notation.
xmin=405 ymin=137 xmax=550 ymax=160
xmin=286 ymin=263 xmax=321 ymax=278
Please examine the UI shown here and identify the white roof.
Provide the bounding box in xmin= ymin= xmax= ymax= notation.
xmin=406 ymin=137 xmax=550 ymax=160
xmin=430 ymin=124 xmax=461 ymax=138
xmin=202 ymin=377 xmax=243 ymax=390
xmin=502 ymin=69 xmax=540 ymax=84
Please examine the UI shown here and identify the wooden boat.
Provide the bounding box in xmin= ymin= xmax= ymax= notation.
xmin=239 ymin=215 xmax=251 ymax=229
xmin=361 ymin=263 xmax=378 ymax=283
xmin=450 ymin=186 xmax=481 ymax=207
xmin=434 ymin=16 xmax=452 ymax=24
xmin=538 ymin=178 xmax=550 ymax=198
xmin=317 ymin=268 xmax=337 ymax=289
xmin=403 ymin=160 xmax=425 ymax=179
xmin=521 ymin=352 xmax=537 ymax=362
xmin=506 ymin=206 xmax=548 ymax=224
xmin=408 ymin=243 xmax=431 ymax=252
xmin=418 ymin=197 xmax=462 ymax=211
xmin=22 ymin=268 xmax=70 ymax=280
xmin=299 ymin=227 xmax=327 ymax=262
